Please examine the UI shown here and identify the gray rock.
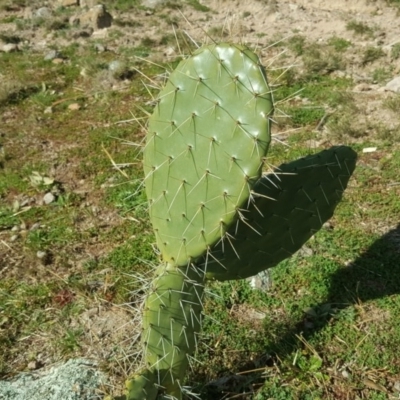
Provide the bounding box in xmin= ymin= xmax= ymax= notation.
xmin=43 ymin=192 xmax=55 ymax=204
xmin=0 ymin=359 xmax=105 ymax=400
xmin=247 ymin=270 xmax=273 ymax=291
xmin=1 ymin=43 xmax=19 ymax=53
xmin=94 ymin=43 xmax=106 ymax=52
xmin=36 ymin=250 xmax=47 ymax=260
xmin=109 ymin=60 xmax=127 ymax=76
xmin=141 ymin=0 xmax=168 ymax=8
xmin=385 ymin=76 xmax=400 ymax=93
xmin=44 ymin=50 xmax=60 ymax=61
xmin=34 ymin=7 xmax=52 ymax=19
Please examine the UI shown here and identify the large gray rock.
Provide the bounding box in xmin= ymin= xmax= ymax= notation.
xmin=0 ymin=359 xmax=105 ymax=400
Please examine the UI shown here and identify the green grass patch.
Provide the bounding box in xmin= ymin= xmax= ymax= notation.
xmin=346 ymin=20 xmax=374 ymax=36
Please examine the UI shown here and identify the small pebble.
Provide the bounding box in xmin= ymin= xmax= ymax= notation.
xmin=94 ymin=43 xmax=106 ymax=52
xmin=10 ymin=234 xmax=18 ymax=242
xmin=44 ymin=50 xmax=60 ymax=61
xmin=34 ymin=7 xmax=52 ymax=19
xmin=341 ymin=369 xmax=351 ymax=379
xmin=68 ymin=103 xmax=81 ymax=111
xmin=43 ymin=192 xmax=55 ymax=204
xmin=109 ymin=60 xmax=128 ymax=79
xmin=27 ymin=361 xmax=38 ymax=370
xmin=36 ymin=251 xmax=47 ymax=259
xmin=30 ymin=223 xmax=41 ymax=231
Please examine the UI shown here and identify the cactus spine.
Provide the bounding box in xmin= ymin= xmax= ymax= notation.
xmin=119 ymin=43 xmax=356 ymax=400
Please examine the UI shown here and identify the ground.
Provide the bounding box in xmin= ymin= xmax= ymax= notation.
xmin=1 ymin=0 xmax=400 ymax=399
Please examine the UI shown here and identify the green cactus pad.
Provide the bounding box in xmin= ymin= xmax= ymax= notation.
xmin=125 ymin=368 xmax=158 ymax=400
xmin=203 ymin=146 xmax=357 ymax=281
xmin=143 ymin=43 xmax=274 ymax=266
xmin=142 ymin=263 xmax=205 ymax=398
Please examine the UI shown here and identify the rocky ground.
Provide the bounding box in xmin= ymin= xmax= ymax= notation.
xmin=1 ymin=0 xmax=400 ymax=399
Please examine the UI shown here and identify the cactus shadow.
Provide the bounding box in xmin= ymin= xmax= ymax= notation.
xmin=198 ymin=223 xmax=400 ymax=399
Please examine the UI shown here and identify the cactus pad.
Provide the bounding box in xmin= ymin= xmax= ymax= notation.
xmin=203 ymin=146 xmax=357 ymax=281
xmin=143 ymin=43 xmax=274 ymax=266
xmin=141 ymin=263 xmax=205 ymax=399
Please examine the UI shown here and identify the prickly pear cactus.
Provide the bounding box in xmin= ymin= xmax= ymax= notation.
xmin=117 ymin=43 xmax=357 ymax=400
xmin=121 ymin=43 xmax=275 ymax=400
xmin=143 ymin=43 xmax=274 ymax=267
xmin=203 ymin=146 xmax=357 ymax=281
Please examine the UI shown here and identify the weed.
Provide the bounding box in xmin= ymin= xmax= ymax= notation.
xmin=327 ymin=113 xmax=366 ymax=139
xmin=346 ymin=20 xmax=374 ymax=36
xmin=141 ymin=36 xmax=157 ymax=48
xmin=391 ymin=42 xmax=400 ymax=59
xmin=328 ymin=36 xmax=352 ymax=52
xmin=302 ymin=45 xmax=344 ymax=76
xmin=106 ymin=0 xmax=140 ymax=11
xmin=207 ymin=25 xmax=229 ymax=38
xmin=362 ymin=46 xmax=385 ymax=65
xmin=165 ymin=1 xmax=182 ymax=10
xmin=372 ymin=67 xmax=392 ymax=83
xmin=0 ymin=33 xmax=21 ymax=44
xmin=187 ymin=0 xmax=210 ymax=11
xmin=286 ymin=34 xmax=306 ymax=56
xmin=113 ymin=18 xmax=143 ymax=28
xmin=383 ymin=95 xmax=400 ymax=112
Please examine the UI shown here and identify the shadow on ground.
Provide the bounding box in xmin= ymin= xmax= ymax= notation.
xmin=197 ymin=223 xmax=400 ymax=399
